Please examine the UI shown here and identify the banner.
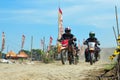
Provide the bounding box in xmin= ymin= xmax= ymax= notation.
xmin=48 ymin=36 xmax=53 ymax=51
xmin=78 ymin=40 xmax=81 ymax=50
xmin=40 ymin=37 xmax=45 ymax=51
xmin=21 ymin=35 xmax=25 ymax=49
xmin=1 ymin=32 xmax=5 ymax=51
xmin=50 ymin=36 xmax=53 ymax=45
xmin=40 ymin=39 xmax=44 ymax=49
xmin=57 ymin=8 xmax=64 ymax=53
xmin=58 ymin=8 xmax=64 ymax=39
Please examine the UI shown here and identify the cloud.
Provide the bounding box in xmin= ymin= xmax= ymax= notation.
xmin=0 ymin=9 xmax=58 ymax=25
xmin=0 ymin=0 xmax=119 ymax=27
xmin=58 ymin=0 xmax=120 ymax=28
xmin=63 ymin=0 xmax=116 ymax=5
xmin=0 ymin=9 xmax=36 ymax=14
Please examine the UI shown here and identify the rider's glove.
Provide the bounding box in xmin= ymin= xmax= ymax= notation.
xmin=57 ymin=39 xmax=61 ymax=42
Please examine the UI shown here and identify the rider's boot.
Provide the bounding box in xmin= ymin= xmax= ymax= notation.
xmin=95 ymin=52 xmax=100 ymax=61
xmin=85 ymin=51 xmax=89 ymax=62
xmin=68 ymin=52 xmax=70 ymax=60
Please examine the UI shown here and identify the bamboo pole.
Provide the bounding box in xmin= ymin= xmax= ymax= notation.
xmin=115 ymin=6 xmax=119 ymax=36
xmin=31 ymin=36 xmax=33 ymax=61
xmin=113 ymin=26 xmax=118 ymax=45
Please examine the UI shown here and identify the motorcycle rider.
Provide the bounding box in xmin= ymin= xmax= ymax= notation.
xmin=58 ymin=27 xmax=77 ymax=63
xmin=59 ymin=27 xmax=77 ymax=46
xmin=83 ymin=32 xmax=101 ymax=62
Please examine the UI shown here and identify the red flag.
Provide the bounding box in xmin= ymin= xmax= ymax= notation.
xmin=50 ymin=36 xmax=53 ymax=44
xmin=1 ymin=32 xmax=5 ymax=51
xmin=59 ymin=8 xmax=62 ymax=14
xmin=21 ymin=35 xmax=25 ymax=49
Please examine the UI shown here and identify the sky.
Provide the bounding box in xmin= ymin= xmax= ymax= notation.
xmin=0 ymin=0 xmax=120 ymax=53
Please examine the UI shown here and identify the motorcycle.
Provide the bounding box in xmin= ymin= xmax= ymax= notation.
xmin=88 ymin=42 xmax=97 ymax=65
xmin=60 ymin=39 xmax=77 ymax=65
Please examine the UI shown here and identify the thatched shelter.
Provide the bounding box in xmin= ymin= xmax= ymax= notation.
xmin=17 ymin=51 xmax=28 ymax=58
xmin=6 ymin=51 xmax=17 ymax=59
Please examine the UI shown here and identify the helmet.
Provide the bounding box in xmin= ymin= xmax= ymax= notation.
xmin=65 ymin=27 xmax=71 ymax=33
xmin=89 ymin=31 xmax=95 ymax=38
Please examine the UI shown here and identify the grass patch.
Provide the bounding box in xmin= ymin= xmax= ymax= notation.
xmin=104 ymin=61 xmax=116 ymax=71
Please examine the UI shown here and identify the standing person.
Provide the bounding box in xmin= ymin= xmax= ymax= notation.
xmin=83 ymin=32 xmax=101 ymax=62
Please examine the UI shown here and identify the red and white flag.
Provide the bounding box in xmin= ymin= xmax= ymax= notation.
xmin=78 ymin=40 xmax=81 ymax=50
xmin=48 ymin=36 xmax=53 ymax=51
xmin=58 ymin=8 xmax=64 ymax=39
xmin=21 ymin=35 xmax=25 ymax=49
xmin=40 ymin=39 xmax=44 ymax=49
xmin=1 ymin=32 xmax=5 ymax=51
xmin=50 ymin=36 xmax=53 ymax=45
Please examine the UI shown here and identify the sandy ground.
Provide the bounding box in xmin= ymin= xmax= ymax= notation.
xmin=0 ymin=60 xmax=110 ymax=80
xmin=0 ymin=48 xmax=114 ymax=80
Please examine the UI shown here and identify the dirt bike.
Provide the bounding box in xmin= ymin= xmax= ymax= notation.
xmin=88 ymin=42 xmax=98 ymax=65
xmin=60 ymin=39 xmax=77 ymax=65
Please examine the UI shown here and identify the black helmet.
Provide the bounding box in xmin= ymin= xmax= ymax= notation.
xmin=89 ymin=32 xmax=95 ymax=38
xmin=65 ymin=27 xmax=71 ymax=33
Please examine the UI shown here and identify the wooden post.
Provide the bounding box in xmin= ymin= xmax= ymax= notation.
xmin=31 ymin=36 xmax=33 ymax=61
xmin=115 ymin=6 xmax=119 ymax=36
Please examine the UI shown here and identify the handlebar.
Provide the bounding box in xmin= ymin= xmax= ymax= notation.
xmin=57 ymin=38 xmax=76 ymax=42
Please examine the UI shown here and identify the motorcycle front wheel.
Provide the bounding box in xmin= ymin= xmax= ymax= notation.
xmin=61 ymin=49 xmax=68 ymax=65
xmin=90 ymin=53 xmax=95 ymax=65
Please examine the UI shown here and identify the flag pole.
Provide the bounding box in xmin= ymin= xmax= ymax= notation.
xmin=0 ymin=48 xmax=2 ymax=59
xmin=43 ymin=37 xmax=45 ymax=52
xmin=113 ymin=26 xmax=118 ymax=45
xmin=21 ymin=35 xmax=25 ymax=50
xmin=57 ymin=2 xmax=64 ymax=54
xmin=1 ymin=32 xmax=5 ymax=58
xmin=58 ymin=0 xmax=61 ymax=40
xmin=58 ymin=8 xmax=60 ymax=40
xmin=31 ymin=36 xmax=33 ymax=61
xmin=115 ymin=5 xmax=119 ymax=36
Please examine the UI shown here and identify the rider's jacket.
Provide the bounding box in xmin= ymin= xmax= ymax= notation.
xmin=61 ymin=33 xmax=74 ymax=40
xmin=84 ymin=37 xmax=100 ymax=47
xmin=60 ymin=33 xmax=76 ymax=45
